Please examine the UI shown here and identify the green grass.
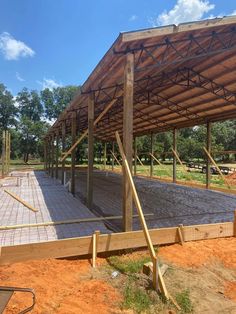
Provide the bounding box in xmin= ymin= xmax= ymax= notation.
xmin=0 ymin=159 xmax=44 ymax=174
xmin=100 ymin=163 xmax=236 ymax=191
xmin=176 ymin=289 xmax=193 ymax=313
xmin=122 ymin=278 xmax=154 ymax=313
xmin=108 ymin=254 xmax=151 ymax=274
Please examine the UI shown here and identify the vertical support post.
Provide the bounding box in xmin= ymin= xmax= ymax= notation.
xmin=122 ymin=52 xmax=134 ymax=232
xmin=55 ymin=130 xmax=59 ymax=179
xmin=61 ymin=121 xmax=66 ymax=185
xmin=51 ymin=134 xmax=55 ymax=178
xmin=92 ymin=230 xmax=100 ymax=268
xmin=134 ymin=137 xmax=137 ymax=176
xmin=150 ymin=133 xmax=154 ymax=178
xmin=103 ymin=142 xmax=107 ymax=170
xmin=71 ymin=112 xmax=77 ymax=195
xmin=173 ymin=129 xmax=177 ymax=183
xmin=111 ymin=142 xmax=115 ymax=171
xmin=206 ymin=121 xmax=212 ymax=189
xmin=234 ymin=210 xmax=236 ymax=237
xmin=48 ymin=138 xmax=51 ymax=175
xmin=2 ymin=130 xmax=6 ymax=177
xmin=87 ymin=93 xmax=94 ymax=209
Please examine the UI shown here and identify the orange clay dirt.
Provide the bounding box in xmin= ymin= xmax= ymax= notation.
xmin=0 ymin=237 xmax=235 ymax=313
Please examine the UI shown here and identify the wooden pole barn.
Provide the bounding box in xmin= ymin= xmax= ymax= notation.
xmin=43 ymin=16 xmax=236 ymax=232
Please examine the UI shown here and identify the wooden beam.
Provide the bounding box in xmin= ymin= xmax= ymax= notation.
xmin=116 ymin=131 xmax=168 ymax=298
xmin=206 ymin=121 xmax=212 ymax=189
xmin=134 ymin=137 xmax=137 ymax=176
xmin=103 ymin=142 xmax=107 ymax=170
xmin=0 ymin=222 xmax=233 ymax=265
xmin=0 ymin=213 xmax=154 ymax=231
xmin=110 ymin=150 xmax=121 ymax=166
xmin=2 ymin=130 xmax=6 ymax=177
xmin=111 ymin=142 xmax=115 ymax=171
xmin=51 ymin=134 xmax=55 ymax=178
xmin=87 ymin=93 xmax=94 ymax=208
xmin=92 ymin=230 xmax=100 ymax=268
xmin=61 ymin=98 xmax=117 ymax=162
xmin=150 ymin=133 xmax=154 ymax=177
xmin=122 ymin=52 xmax=134 ymax=232
xmin=55 ymin=130 xmax=59 ymax=179
xmin=203 ymin=147 xmax=231 ymax=189
xmin=149 ymin=153 xmax=162 ymax=166
xmin=61 ymin=120 xmax=66 ymax=185
xmin=71 ymin=112 xmax=77 ymax=195
xmin=173 ymin=129 xmax=177 ymax=183
xmin=4 ymin=189 xmax=38 ymax=212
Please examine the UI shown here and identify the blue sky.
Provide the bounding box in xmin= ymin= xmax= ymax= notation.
xmin=0 ymin=0 xmax=235 ymax=95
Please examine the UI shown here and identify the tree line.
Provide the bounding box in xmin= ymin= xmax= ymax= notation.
xmin=0 ymin=82 xmax=235 ymax=164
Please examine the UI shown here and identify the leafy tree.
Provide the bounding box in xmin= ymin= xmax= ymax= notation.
xmin=0 ymin=83 xmax=17 ymax=130
xmin=41 ymin=86 xmax=80 ymax=120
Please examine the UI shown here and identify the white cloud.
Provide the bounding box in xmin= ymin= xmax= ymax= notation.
xmin=0 ymin=32 xmax=35 ymax=60
xmin=129 ymin=15 xmax=138 ymax=22
xmin=16 ymin=72 xmax=25 ymax=82
xmin=37 ymin=78 xmax=62 ymax=90
xmin=151 ymin=0 xmax=215 ymax=26
xmin=232 ymin=10 xmax=236 ymax=15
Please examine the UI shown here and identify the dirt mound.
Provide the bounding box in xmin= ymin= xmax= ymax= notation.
xmin=1 ymin=258 xmax=121 ymax=314
xmin=159 ymin=237 xmax=236 ymax=268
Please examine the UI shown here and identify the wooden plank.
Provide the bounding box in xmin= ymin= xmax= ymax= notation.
xmin=134 ymin=137 xmax=137 ymax=176
xmin=173 ymin=129 xmax=177 ymax=183
xmin=110 ymin=150 xmax=121 ymax=166
xmin=0 ymin=213 xmax=154 ymax=231
xmin=92 ymin=230 xmax=100 ymax=268
xmin=55 ymin=130 xmax=59 ymax=179
xmin=103 ymin=142 xmax=107 ymax=170
xmin=61 ymin=121 xmax=66 ymax=184
xmin=61 ymin=98 xmax=118 ymax=162
xmin=206 ymin=121 xmax=211 ymax=189
xmin=149 ymin=153 xmax=162 ymax=166
xmin=87 ymin=93 xmax=94 ymax=208
xmin=122 ymin=52 xmax=134 ymax=232
xmin=0 ymin=222 xmax=233 ymax=265
xmin=111 ymin=142 xmax=115 ymax=171
xmin=203 ymin=147 xmax=231 ymax=189
xmin=150 ymin=133 xmax=154 ymax=177
xmin=4 ymin=189 xmax=38 ymax=212
xmin=71 ymin=112 xmax=77 ymax=195
xmin=51 ymin=134 xmax=55 ymax=178
xmin=116 ymin=131 xmax=168 ymax=298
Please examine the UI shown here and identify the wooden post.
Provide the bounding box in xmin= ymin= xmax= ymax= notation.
xmin=150 ymin=133 xmax=154 ymax=177
xmin=2 ymin=130 xmax=6 ymax=177
xmin=206 ymin=121 xmax=212 ymax=189
xmin=51 ymin=134 xmax=55 ymax=178
xmin=134 ymin=137 xmax=137 ymax=176
xmin=87 ymin=93 xmax=94 ymax=209
xmin=103 ymin=142 xmax=107 ymax=170
xmin=48 ymin=137 xmax=51 ymax=176
xmin=55 ymin=130 xmax=59 ymax=179
xmin=61 ymin=120 xmax=66 ymax=185
xmin=122 ymin=52 xmax=134 ymax=232
xmin=44 ymin=141 xmax=47 ymax=171
xmin=173 ymin=129 xmax=177 ymax=183
xmin=111 ymin=142 xmax=115 ymax=171
xmin=234 ymin=210 xmax=236 ymax=237
xmin=92 ymin=230 xmax=100 ymax=268
xmin=71 ymin=112 xmax=77 ymax=195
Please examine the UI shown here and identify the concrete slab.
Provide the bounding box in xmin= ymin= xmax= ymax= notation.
xmin=0 ymin=171 xmax=110 ymax=247
xmin=72 ymin=170 xmax=236 ymax=231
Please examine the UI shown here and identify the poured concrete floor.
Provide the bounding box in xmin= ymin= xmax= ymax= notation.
xmin=71 ymin=169 xmax=236 ymax=231
xmin=0 ymin=171 xmax=110 ymax=247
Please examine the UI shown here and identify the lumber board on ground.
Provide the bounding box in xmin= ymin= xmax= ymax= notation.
xmin=0 ymin=222 xmax=233 ymax=265
xmin=4 ymin=189 xmax=38 ymax=212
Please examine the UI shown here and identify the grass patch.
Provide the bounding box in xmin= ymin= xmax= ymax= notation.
xmin=176 ymin=289 xmax=193 ymax=313
xmin=122 ymin=279 xmax=154 ymax=313
xmin=108 ymin=254 xmax=151 ymax=274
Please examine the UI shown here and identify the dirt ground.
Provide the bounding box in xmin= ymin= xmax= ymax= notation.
xmin=0 ymin=238 xmax=236 ymax=314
